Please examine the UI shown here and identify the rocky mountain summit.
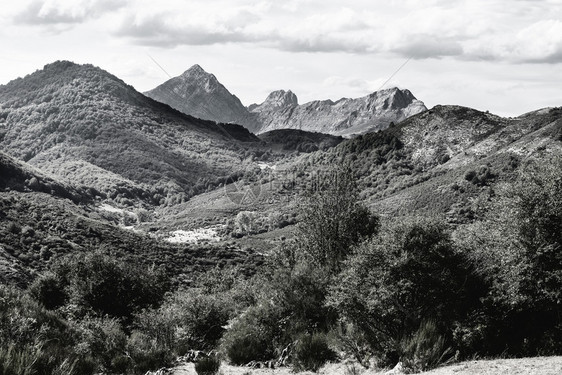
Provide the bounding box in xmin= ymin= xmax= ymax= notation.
xmin=144 ymin=64 xmax=258 ymax=128
xmin=248 ymin=87 xmax=427 ymax=136
xmin=146 ymin=65 xmax=427 ymax=136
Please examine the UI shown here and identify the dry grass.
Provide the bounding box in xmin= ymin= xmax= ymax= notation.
xmin=169 ymin=356 xmax=562 ymax=375
xmin=422 ymin=356 xmax=562 ymax=375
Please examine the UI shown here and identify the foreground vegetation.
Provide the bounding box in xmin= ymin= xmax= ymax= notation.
xmin=1 ymin=154 xmax=560 ymax=375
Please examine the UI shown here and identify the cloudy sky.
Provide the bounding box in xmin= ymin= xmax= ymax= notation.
xmin=1 ymin=0 xmax=561 ymax=116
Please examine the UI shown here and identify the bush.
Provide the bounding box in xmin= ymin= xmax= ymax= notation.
xmin=400 ymin=320 xmax=452 ymax=373
xmin=7 ymin=221 xmax=21 ymax=234
xmin=168 ymin=291 xmax=231 ymax=352
xmin=297 ymin=166 xmax=378 ymax=272
xmin=46 ymin=252 xmax=169 ymax=322
xmin=327 ymin=217 xmax=483 ymax=362
xmin=455 ymin=156 xmax=562 ymax=356
xmin=28 ymin=272 xmax=67 ymax=310
xmin=0 ymin=344 xmax=44 ymax=375
xmin=133 ymin=307 xmax=176 ymax=354
xmin=259 ymin=257 xmax=337 ymax=338
xmin=222 ymin=304 xmax=281 ymax=365
xmin=127 ymin=331 xmax=174 ymax=374
xmin=293 ymin=333 xmax=336 ymax=372
xmin=0 ymin=285 xmax=93 ymax=375
xmin=73 ymin=317 xmax=128 ymax=373
xmin=332 ymin=322 xmax=372 ymax=368
xmin=133 ymin=288 xmax=232 ymax=355
xmin=194 ymin=356 xmax=221 ymax=375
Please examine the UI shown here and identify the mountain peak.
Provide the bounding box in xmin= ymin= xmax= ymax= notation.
xmin=180 ymin=64 xmax=218 ymax=82
xmin=145 ymin=65 xmax=256 ymax=128
xmin=365 ymin=87 xmax=423 ymax=111
xmin=262 ymin=90 xmax=299 ymax=108
xmin=183 ymin=64 xmax=208 ymax=76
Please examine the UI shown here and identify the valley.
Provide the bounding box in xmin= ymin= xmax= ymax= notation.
xmin=0 ymin=61 xmax=561 ymax=375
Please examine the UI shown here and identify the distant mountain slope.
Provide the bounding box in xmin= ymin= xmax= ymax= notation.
xmin=166 ymin=105 xmax=562 ymax=239
xmin=144 ymin=64 xmax=259 ymax=130
xmin=258 ymin=129 xmax=344 ymax=153
xmin=0 ymin=61 xmax=259 ymax=205
xmin=0 ymin=151 xmax=88 ymax=203
xmin=145 ymin=65 xmax=426 ymax=136
xmin=316 ymin=105 xmax=562 ymax=218
xmin=249 ymin=87 xmax=427 ymax=136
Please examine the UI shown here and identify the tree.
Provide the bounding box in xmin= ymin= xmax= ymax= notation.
xmin=297 ymin=166 xmax=378 ymax=273
xmin=456 ymin=155 xmax=562 ymax=355
xmin=328 ymin=217 xmax=481 ymax=364
xmin=35 ymin=252 xmax=169 ymax=323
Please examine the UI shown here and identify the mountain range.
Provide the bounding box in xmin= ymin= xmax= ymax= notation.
xmin=0 ymin=61 xmax=262 ymax=206
xmin=145 ymin=65 xmax=427 ymax=136
xmin=0 ymin=60 xmax=561 ymax=286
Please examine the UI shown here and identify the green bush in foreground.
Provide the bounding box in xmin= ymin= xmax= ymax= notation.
xmin=222 ymin=304 xmax=281 ymax=365
xmin=327 ymin=217 xmax=483 ymax=365
xmin=400 ymin=320 xmax=452 ymax=373
xmin=126 ymin=331 xmax=175 ymax=374
xmin=194 ymin=356 xmax=221 ymax=375
xmin=292 ymin=332 xmax=336 ymax=372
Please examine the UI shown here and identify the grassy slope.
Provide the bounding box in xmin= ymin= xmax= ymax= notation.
xmin=0 ymin=150 xmax=264 ymax=286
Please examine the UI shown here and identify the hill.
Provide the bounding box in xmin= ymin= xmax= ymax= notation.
xmin=1 ymin=61 xmax=561 ymax=374
xmin=0 ymin=61 xmax=260 ymax=207
xmin=0 ymin=150 xmax=263 ymax=287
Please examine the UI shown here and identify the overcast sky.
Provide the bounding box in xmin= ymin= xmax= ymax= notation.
xmin=1 ymin=0 xmax=561 ymax=116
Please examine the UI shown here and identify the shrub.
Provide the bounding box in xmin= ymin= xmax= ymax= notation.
xmin=464 ymin=169 xmax=477 ymax=182
xmin=327 ymin=217 xmax=483 ymax=362
xmin=265 ymin=262 xmax=337 ymax=337
xmin=332 ymin=322 xmax=372 ymax=368
xmin=0 ymin=344 xmax=44 ymax=375
xmin=455 ymin=156 xmax=562 ymax=356
xmin=400 ymin=320 xmax=452 ymax=373
xmin=133 ymin=307 xmax=176 ymax=354
xmin=194 ymin=356 xmax=221 ymax=375
xmin=28 ymin=272 xmax=67 ymax=310
xmin=292 ymin=332 xmax=336 ymax=372
xmin=73 ymin=317 xmax=128 ymax=373
xmin=0 ymin=285 xmax=93 ymax=375
xmin=172 ymin=291 xmax=231 ymax=351
xmin=47 ymin=252 xmax=169 ymax=322
xmin=222 ymin=304 xmax=281 ymax=365
xmin=127 ymin=331 xmax=175 ymax=374
xmin=7 ymin=221 xmax=21 ymax=234
xmin=133 ymin=287 xmax=234 ymax=356
xmin=297 ymin=165 xmax=378 ymax=273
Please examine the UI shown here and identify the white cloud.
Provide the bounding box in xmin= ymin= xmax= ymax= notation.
xmin=2 ymin=0 xmax=562 ymax=118
xmin=8 ymin=0 xmax=562 ymax=63
xmin=15 ymin=0 xmax=127 ymax=25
